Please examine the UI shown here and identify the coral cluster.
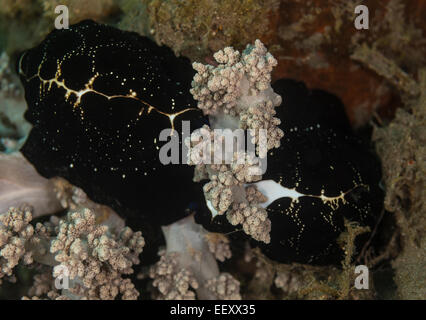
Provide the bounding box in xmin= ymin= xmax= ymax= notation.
xmin=0 ymin=206 xmax=40 ymax=284
xmin=204 ymin=232 xmax=232 ymax=262
xmin=50 ymin=209 xmax=144 ymax=300
xmin=205 ymin=273 xmax=241 ymax=300
xmin=226 ymin=185 xmax=270 ymax=243
xmin=191 ymin=39 xmax=282 ymax=139
xmin=0 ymin=205 xmax=143 ymax=300
xmin=188 ymin=40 xmax=283 ymax=244
xmin=149 ymin=215 xmax=241 ymax=300
xmin=149 ymin=251 xmax=199 ymax=300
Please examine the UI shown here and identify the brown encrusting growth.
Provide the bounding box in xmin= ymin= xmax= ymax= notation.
xmin=372 ymin=69 xmax=425 ymax=299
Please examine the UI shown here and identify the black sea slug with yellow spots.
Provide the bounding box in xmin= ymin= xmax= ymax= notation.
xmin=18 ymin=20 xmax=208 ymax=231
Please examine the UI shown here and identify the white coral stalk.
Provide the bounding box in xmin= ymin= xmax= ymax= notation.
xmin=0 ymin=152 xmax=62 ymax=217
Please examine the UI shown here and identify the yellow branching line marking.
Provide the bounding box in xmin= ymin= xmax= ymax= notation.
xmin=289 ymin=183 xmax=369 ymax=210
xmin=19 ymin=53 xmax=198 ymax=131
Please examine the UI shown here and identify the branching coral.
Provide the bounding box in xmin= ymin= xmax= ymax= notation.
xmin=203 ymin=170 xmax=238 ymax=215
xmin=191 ymin=39 xmax=282 ymax=130
xmin=239 ymin=100 xmax=283 ymax=150
xmin=49 ymin=209 xmax=144 ymax=300
xmin=149 ymin=215 xmax=241 ymax=300
xmin=204 ymin=232 xmax=232 ymax=262
xmin=225 ymin=184 xmax=270 ymax=244
xmin=199 ymin=157 xmax=271 ymax=243
xmin=188 ymin=40 xmax=283 ymax=244
xmin=226 ymin=188 xmax=271 ymax=243
xmin=149 ymin=251 xmax=199 ymax=300
xmin=0 ymin=149 xmax=242 ymax=300
xmin=205 ymin=273 xmax=241 ymax=300
xmin=51 ymin=177 xmax=126 ymax=233
xmin=0 ymin=205 xmax=58 ymax=289
xmin=23 ymin=271 xmax=58 ymax=300
xmin=0 ymin=206 xmax=35 ymax=284
xmin=0 ymin=204 xmax=143 ymax=300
